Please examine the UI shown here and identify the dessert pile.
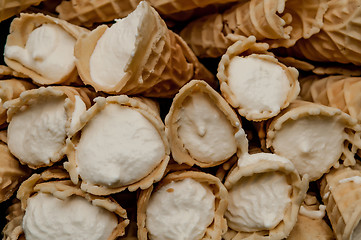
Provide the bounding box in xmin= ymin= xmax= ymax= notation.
xmin=0 ymin=0 xmax=361 ymax=239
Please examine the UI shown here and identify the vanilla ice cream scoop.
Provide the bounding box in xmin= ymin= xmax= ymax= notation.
xmin=137 ymin=171 xmax=228 ymax=240
xmin=4 ymin=13 xmax=88 ymax=85
xmin=266 ymin=100 xmax=361 ymax=181
xmin=165 ymin=80 xmax=248 ymax=168
xmin=217 ymin=36 xmax=299 ymax=121
xmin=223 ymin=152 xmax=307 ymax=240
xmin=66 ymin=95 xmax=170 ymax=195
xmin=5 ymin=86 xmax=92 ymax=169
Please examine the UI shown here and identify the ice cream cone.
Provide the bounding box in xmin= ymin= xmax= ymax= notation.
xmin=2 ymin=167 xmax=129 ymax=240
xmin=137 ymin=170 xmax=228 ymax=240
xmin=266 ymin=100 xmax=361 ymax=181
xmin=75 ymin=1 xmax=215 ymax=98
xmin=165 ymin=80 xmax=248 ymax=168
xmin=65 ymin=95 xmax=170 ymax=195
xmin=288 ymin=0 xmax=361 ymax=65
xmin=4 ymin=86 xmax=94 ymax=169
xmin=0 ymin=65 xmax=28 ymax=79
xmin=217 ymin=36 xmax=299 ymax=121
xmin=223 ymin=152 xmax=307 ymax=240
xmin=0 ymin=131 xmax=31 ymax=203
xmin=4 ymin=13 xmax=89 ymax=86
xmin=56 ymin=0 xmax=141 ymax=27
xmin=0 ymin=0 xmax=44 ymax=22
xmin=180 ymin=0 xmax=328 ymax=58
xmin=0 ymin=79 xmax=35 ymax=127
xmin=320 ymin=166 xmax=361 ymax=240
xmin=299 ymin=76 xmax=361 ymax=123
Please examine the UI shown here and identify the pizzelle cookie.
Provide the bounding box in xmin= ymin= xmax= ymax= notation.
xmin=223 ymin=151 xmax=307 ymax=240
xmin=320 ymin=166 xmax=361 ymax=240
xmin=266 ymin=100 xmax=361 ymax=181
xmin=66 ymin=95 xmax=170 ymax=195
xmin=4 ymin=86 xmax=93 ymax=169
xmin=75 ymin=1 xmax=214 ymax=97
xmin=217 ymin=36 xmax=299 ymax=121
xmin=2 ymin=167 xmax=129 ymax=240
xmin=165 ymin=80 xmax=248 ymax=168
xmin=4 ymin=13 xmax=89 ymax=86
xmin=137 ymin=170 xmax=228 ymax=240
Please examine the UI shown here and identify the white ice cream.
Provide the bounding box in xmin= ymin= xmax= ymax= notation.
xmin=5 ymin=23 xmax=76 ymax=82
xmin=146 ymin=178 xmax=215 ymax=240
xmin=226 ymin=172 xmax=291 ymax=232
xmin=177 ymin=92 xmax=237 ymax=163
xmin=23 ymin=192 xmax=117 ymax=240
xmin=89 ymin=2 xmax=145 ymax=88
xmin=271 ymin=115 xmax=345 ymax=180
xmin=7 ymin=95 xmax=67 ymax=166
xmin=227 ymin=55 xmax=290 ymax=115
xmin=76 ymin=104 xmax=165 ymax=187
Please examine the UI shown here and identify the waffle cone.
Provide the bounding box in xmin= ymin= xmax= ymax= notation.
xmin=65 ymin=95 xmax=170 ymax=195
xmin=165 ymin=80 xmax=248 ymax=168
xmin=137 ymin=170 xmax=228 ymax=240
xmin=266 ymin=100 xmax=361 ymax=180
xmin=223 ymin=152 xmax=307 ymax=240
xmin=75 ymin=2 xmax=214 ymax=97
xmin=4 ymin=13 xmax=88 ymax=86
xmin=299 ymin=76 xmax=361 ymax=123
xmin=0 ymin=79 xmax=35 ymax=127
xmin=320 ymin=166 xmax=361 ymax=240
xmin=56 ymin=0 xmax=141 ymax=27
xmin=4 ymin=86 xmax=94 ymax=169
xmin=180 ymin=0 xmax=327 ymax=58
xmin=3 ymin=167 xmax=129 ymax=240
xmin=217 ymin=36 xmax=299 ymax=121
xmin=288 ymin=0 xmax=361 ymax=65
xmin=0 ymin=0 xmax=44 ymax=22
xmin=0 ymin=133 xmax=31 ymax=203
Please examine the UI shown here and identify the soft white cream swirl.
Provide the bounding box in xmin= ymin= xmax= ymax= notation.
xmin=23 ymin=192 xmax=117 ymax=240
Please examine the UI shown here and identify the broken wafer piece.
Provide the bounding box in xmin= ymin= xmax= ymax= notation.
xmin=137 ymin=170 xmax=228 ymax=240
xmin=4 ymin=86 xmax=93 ymax=169
xmin=288 ymin=193 xmax=334 ymax=240
xmin=180 ymin=0 xmax=327 ymax=58
xmin=288 ymin=0 xmax=361 ymax=65
xmin=299 ymin=76 xmax=361 ymax=123
xmin=266 ymin=100 xmax=361 ymax=181
xmin=223 ymin=152 xmax=307 ymax=240
xmin=4 ymin=13 xmax=88 ymax=85
xmin=0 ymin=79 xmax=35 ymax=127
xmin=320 ymin=166 xmax=361 ymax=240
xmin=2 ymin=167 xmax=129 ymax=240
xmin=0 ymin=131 xmax=31 ymax=203
xmin=75 ymin=1 xmax=214 ymax=97
xmin=65 ymin=95 xmax=170 ymax=195
xmin=165 ymin=80 xmax=248 ymax=168
xmin=217 ymin=36 xmax=299 ymax=121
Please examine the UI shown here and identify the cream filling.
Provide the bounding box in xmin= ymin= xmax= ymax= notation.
xmin=7 ymin=95 xmax=67 ymax=166
xmin=226 ymin=172 xmax=291 ymax=232
xmin=177 ymin=92 xmax=237 ymax=164
xmin=351 ymin=220 xmax=361 ymax=240
xmin=23 ymin=192 xmax=117 ymax=240
xmin=271 ymin=116 xmax=345 ymax=180
xmin=299 ymin=205 xmax=326 ymax=219
xmin=5 ymin=23 xmax=76 ymax=82
xmin=146 ymin=178 xmax=215 ymax=240
xmin=227 ymin=55 xmax=290 ymax=114
xmin=89 ymin=2 xmax=145 ymax=87
xmin=76 ymin=104 xmax=165 ymax=188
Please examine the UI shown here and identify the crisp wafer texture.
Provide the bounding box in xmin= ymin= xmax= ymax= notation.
xmin=180 ymin=0 xmax=327 ymax=58
xmin=320 ymin=166 xmax=361 ymax=240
